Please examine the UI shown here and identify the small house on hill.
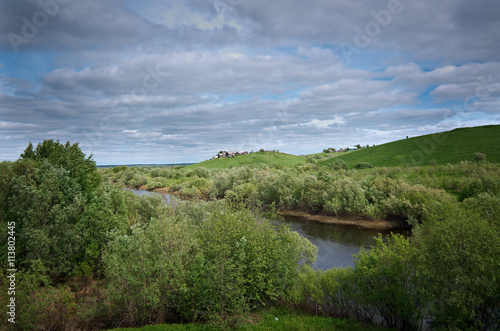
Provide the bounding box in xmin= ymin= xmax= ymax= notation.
xmin=211 ymin=151 xmax=248 ymax=159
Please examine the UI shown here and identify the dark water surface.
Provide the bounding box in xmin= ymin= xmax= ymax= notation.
xmin=282 ymin=215 xmax=409 ymax=269
xmin=125 ymin=188 xmax=408 ymax=270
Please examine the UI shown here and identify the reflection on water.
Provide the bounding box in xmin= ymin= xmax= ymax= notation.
xmin=282 ymin=215 xmax=409 ymax=270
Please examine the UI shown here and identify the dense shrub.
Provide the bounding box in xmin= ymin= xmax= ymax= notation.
xmin=462 ymin=193 xmax=500 ymax=225
xmin=473 ymin=152 xmax=486 ymax=162
xmin=129 ymin=173 xmax=148 ymax=187
xmin=145 ymin=177 xmax=169 ymax=189
xmin=104 ymin=215 xmax=194 ymax=326
xmin=190 ymin=167 xmax=211 ymax=178
xmin=324 ymin=178 xmax=367 ymax=215
xmin=225 ymin=182 xmax=257 ymax=203
xmin=353 ymin=162 xmax=373 ymax=169
xmin=103 ymin=200 xmax=317 ymax=327
xmin=353 ymin=235 xmax=420 ymax=329
xmin=299 ymin=174 xmax=328 ymax=211
xmin=329 ymin=159 xmax=348 ymax=171
xmin=20 ymin=140 xmax=101 ymax=192
xmin=412 ymin=205 xmax=500 ymax=330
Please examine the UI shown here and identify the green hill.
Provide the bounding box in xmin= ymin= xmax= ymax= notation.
xmin=187 ymin=125 xmax=499 ymax=169
xmin=319 ymin=125 xmax=500 ymax=168
xmin=187 ymin=151 xmax=306 ymax=169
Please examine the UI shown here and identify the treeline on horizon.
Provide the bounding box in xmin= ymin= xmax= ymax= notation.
xmin=0 ymin=140 xmax=499 ymax=330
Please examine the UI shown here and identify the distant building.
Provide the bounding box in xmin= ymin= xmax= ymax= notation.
xmin=211 ymin=150 xmax=249 ymax=159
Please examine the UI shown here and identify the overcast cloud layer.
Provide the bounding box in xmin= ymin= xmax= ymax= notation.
xmin=1 ymin=0 xmax=499 ymax=164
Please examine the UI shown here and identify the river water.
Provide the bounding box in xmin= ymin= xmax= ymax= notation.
xmin=125 ymin=188 xmax=407 ymax=270
xmin=282 ymin=215 xmax=407 ymax=269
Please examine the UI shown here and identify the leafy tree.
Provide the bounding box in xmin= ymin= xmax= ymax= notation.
xmin=0 ymin=141 xmax=127 ymax=280
xmin=20 ymin=139 xmax=100 ymax=193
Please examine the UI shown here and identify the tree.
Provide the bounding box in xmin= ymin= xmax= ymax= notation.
xmin=1 ymin=141 xmax=127 ymax=280
xmin=20 ymin=139 xmax=100 ymax=193
xmin=323 ymin=148 xmax=335 ymax=153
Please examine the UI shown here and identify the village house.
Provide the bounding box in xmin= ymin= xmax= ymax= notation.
xmin=211 ymin=151 xmax=249 ymax=159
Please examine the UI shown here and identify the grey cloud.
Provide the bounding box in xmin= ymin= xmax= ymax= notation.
xmin=0 ymin=0 xmax=162 ymax=52
xmin=217 ymin=0 xmax=500 ymax=63
xmin=1 ymin=0 xmax=499 ymax=164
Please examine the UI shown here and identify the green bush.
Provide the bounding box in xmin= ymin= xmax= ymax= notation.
xmin=473 ymin=152 xmax=486 ymax=162
xmin=145 ymin=177 xmax=169 ymax=189
xmin=413 ymin=205 xmax=500 ymax=330
xmin=324 ymin=178 xmax=367 ymax=215
xmin=184 ymin=202 xmax=316 ymax=325
xmin=225 ymin=182 xmax=257 ymax=203
xmin=103 ymin=201 xmax=316 ymax=327
xmin=299 ymin=175 xmax=328 ymax=212
xmin=353 ymin=235 xmax=419 ymax=329
xmin=112 ymin=165 xmax=127 ymax=173
xmin=353 ymin=162 xmax=373 ymax=169
xmin=462 ymin=193 xmax=500 ymax=225
xmin=129 ymin=173 xmax=148 ymax=187
xmin=329 ymin=159 xmax=348 ymax=171
xmin=104 ymin=216 xmax=194 ymax=326
xmin=190 ymin=167 xmax=211 ymax=178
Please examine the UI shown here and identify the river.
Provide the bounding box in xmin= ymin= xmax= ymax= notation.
xmin=125 ymin=188 xmax=408 ymax=270
xmin=282 ymin=215 xmax=408 ymax=269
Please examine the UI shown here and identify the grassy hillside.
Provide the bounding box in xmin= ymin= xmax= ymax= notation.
xmin=187 ymin=151 xmax=306 ymax=169
xmin=187 ymin=125 xmax=499 ymax=170
xmin=319 ymin=125 xmax=500 ymax=168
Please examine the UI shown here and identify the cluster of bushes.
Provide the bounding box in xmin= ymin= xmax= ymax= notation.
xmin=104 ymin=160 xmax=500 ymax=228
xmin=0 ymin=141 xmax=316 ymax=329
xmin=104 ymin=201 xmax=316 ymax=327
xmin=288 ymin=199 xmax=499 ymax=330
xmin=108 ymin=162 xmax=500 ymax=227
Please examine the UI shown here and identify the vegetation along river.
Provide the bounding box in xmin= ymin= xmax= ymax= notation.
xmin=125 ymin=188 xmax=408 ymax=270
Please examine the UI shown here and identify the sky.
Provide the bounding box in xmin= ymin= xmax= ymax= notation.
xmin=1 ymin=0 xmax=499 ymax=165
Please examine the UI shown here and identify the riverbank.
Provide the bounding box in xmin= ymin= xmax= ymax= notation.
xmin=279 ymin=210 xmax=406 ymax=230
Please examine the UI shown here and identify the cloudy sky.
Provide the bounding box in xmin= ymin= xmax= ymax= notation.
xmin=1 ymin=0 xmax=499 ymax=164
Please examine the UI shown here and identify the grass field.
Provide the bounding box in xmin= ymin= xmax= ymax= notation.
xmin=186 ymin=125 xmax=499 ymax=170
xmin=319 ymin=125 xmax=500 ymax=168
xmin=187 ymin=151 xmax=306 ymax=169
xmin=109 ymin=307 xmax=390 ymax=331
